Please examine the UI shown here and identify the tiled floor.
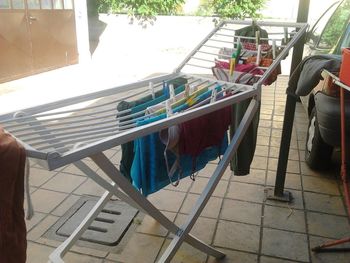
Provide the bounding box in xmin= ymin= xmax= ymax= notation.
xmin=25 ymin=76 xmax=350 ymax=263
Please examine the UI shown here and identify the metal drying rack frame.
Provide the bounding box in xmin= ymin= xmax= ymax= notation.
xmin=0 ymin=20 xmax=307 ymax=263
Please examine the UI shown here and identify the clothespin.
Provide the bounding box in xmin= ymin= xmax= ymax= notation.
xmin=210 ymin=88 xmax=217 ymax=103
xmin=255 ymin=30 xmax=260 ymax=46
xmin=256 ymin=44 xmax=262 ymax=66
xmin=284 ymin=27 xmax=288 ymax=43
xmin=229 ymin=56 xmax=236 ymax=80
xmin=185 ymin=84 xmax=190 ymax=98
xmin=166 ymin=99 xmax=173 ymax=117
xmin=272 ymin=40 xmax=276 ymax=59
xmin=235 ymin=41 xmax=242 ymax=65
xmin=163 ymin=81 xmax=169 ymax=98
xmin=149 ymin=82 xmax=155 ymax=99
xmin=189 ymin=84 xmax=197 ymax=95
xmin=169 ymin=84 xmax=175 ymax=101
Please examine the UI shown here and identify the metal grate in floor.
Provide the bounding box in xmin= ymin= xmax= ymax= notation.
xmin=45 ymin=196 xmax=138 ymax=248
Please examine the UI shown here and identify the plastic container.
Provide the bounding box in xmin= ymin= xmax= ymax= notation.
xmin=340 ymin=47 xmax=350 ymax=86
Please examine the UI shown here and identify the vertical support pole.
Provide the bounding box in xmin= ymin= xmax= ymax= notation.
xmin=74 ymin=0 xmax=91 ymax=63
xmin=268 ymin=0 xmax=310 ymax=201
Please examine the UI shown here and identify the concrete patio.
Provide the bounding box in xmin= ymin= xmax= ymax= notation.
xmin=23 ymin=75 xmax=350 ymax=263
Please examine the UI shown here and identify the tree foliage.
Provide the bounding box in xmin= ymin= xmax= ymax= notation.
xmin=97 ymin=0 xmax=266 ymax=25
xmin=98 ymin=0 xmax=185 ymax=24
xmin=211 ymin=0 xmax=266 ymax=19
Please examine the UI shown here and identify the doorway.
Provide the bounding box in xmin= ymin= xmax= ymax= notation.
xmin=0 ymin=0 xmax=78 ymax=83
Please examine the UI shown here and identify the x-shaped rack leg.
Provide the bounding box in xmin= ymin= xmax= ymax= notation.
xmin=49 ymin=98 xmax=258 ymax=263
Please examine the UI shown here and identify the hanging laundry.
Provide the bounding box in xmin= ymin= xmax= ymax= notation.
xmin=0 ymin=128 xmax=27 ymax=263
xmin=131 ymin=86 xmax=230 ymax=196
xmin=131 ymin=120 xmax=228 ymax=196
xmin=116 ymin=77 xmax=188 ymax=181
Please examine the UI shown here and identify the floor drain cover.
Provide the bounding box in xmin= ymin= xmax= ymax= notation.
xmin=46 ymin=196 xmax=138 ymax=247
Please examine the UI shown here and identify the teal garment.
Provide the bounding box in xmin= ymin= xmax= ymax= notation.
xmin=131 ymin=118 xmax=228 ymax=196
xmin=116 ymin=77 xmax=188 ymax=181
xmin=132 ymin=86 xmax=226 ymax=196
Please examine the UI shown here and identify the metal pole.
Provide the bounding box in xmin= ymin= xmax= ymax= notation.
xmin=268 ymin=0 xmax=310 ymax=201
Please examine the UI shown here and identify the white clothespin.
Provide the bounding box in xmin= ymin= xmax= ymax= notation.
xmin=189 ymin=84 xmax=197 ymax=96
xmin=149 ymin=82 xmax=155 ymax=99
xmin=272 ymin=40 xmax=276 ymax=59
xmin=237 ymin=37 xmax=241 ymax=47
xmin=255 ymin=30 xmax=260 ymax=46
xmin=166 ymin=99 xmax=173 ymax=117
xmin=284 ymin=27 xmax=288 ymax=43
xmin=169 ymin=84 xmax=175 ymax=101
xmin=210 ymin=88 xmax=217 ymax=103
xmin=256 ymin=44 xmax=262 ymax=66
xmin=185 ymin=84 xmax=190 ymax=98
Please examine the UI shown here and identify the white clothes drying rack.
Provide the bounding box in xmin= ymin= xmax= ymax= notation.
xmin=0 ymin=20 xmax=307 ymax=263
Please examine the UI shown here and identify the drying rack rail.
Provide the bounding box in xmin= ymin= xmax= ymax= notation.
xmin=0 ymin=20 xmax=308 ymax=263
xmin=0 ymin=73 xmax=254 ymax=170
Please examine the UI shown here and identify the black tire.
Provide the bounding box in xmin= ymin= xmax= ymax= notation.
xmin=305 ymin=108 xmax=333 ymax=170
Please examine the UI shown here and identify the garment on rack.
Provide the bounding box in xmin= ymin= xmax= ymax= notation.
xmin=116 ymin=77 xmax=187 ymax=181
xmin=212 ymin=25 xmax=268 ymax=175
xmin=179 ymin=104 xmax=232 ymax=168
xmin=230 ymin=98 xmax=260 ymax=176
xmin=160 ymin=90 xmax=229 ymax=177
xmin=0 ymin=128 xmax=27 ymax=263
xmin=131 ymin=86 xmax=229 ymax=196
xmin=235 ymin=24 xmax=269 ymax=44
xmin=286 ymin=55 xmax=342 ymax=97
xmin=131 ymin=119 xmax=228 ymax=197
xmin=212 ymin=70 xmax=260 ymax=175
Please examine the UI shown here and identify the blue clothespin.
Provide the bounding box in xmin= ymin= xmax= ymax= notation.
xmin=163 ymin=81 xmax=170 ymax=98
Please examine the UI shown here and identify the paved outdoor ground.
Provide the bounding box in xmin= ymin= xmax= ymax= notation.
xmin=23 ymin=75 xmax=350 ymax=263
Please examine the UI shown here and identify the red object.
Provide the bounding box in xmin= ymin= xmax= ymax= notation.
xmin=312 ymin=72 xmax=350 ymax=252
xmin=340 ymin=48 xmax=350 ymax=86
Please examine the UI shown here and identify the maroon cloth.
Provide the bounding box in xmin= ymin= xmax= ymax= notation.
xmin=0 ymin=128 xmax=27 ymax=263
xmin=179 ymin=106 xmax=232 ymax=157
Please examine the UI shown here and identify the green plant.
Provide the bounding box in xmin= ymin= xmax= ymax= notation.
xmin=98 ymin=0 xmax=185 ymax=25
xmin=97 ymin=0 xmax=266 ymax=26
xmin=212 ymin=0 xmax=266 ymax=19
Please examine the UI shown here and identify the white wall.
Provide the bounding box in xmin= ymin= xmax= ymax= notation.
xmin=260 ymin=0 xmax=338 ymax=24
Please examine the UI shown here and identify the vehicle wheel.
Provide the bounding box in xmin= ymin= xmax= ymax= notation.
xmin=305 ymin=108 xmax=333 ymax=170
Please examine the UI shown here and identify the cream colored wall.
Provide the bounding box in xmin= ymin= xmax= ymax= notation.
xmin=183 ymin=0 xmax=339 ymax=24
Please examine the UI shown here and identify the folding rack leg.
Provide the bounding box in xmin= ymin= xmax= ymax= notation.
xmin=90 ymin=153 xmax=226 ymax=262
xmin=49 ymin=160 xmax=148 ymax=263
xmin=48 ymin=98 xmax=258 ymax=262
xmin=158 ymin=99 xmax=259 ymax=262
xmin=49 ymin=189 xmax=112 ymax=263
xmin=92 ymin=98 xmax=258 ymax=262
